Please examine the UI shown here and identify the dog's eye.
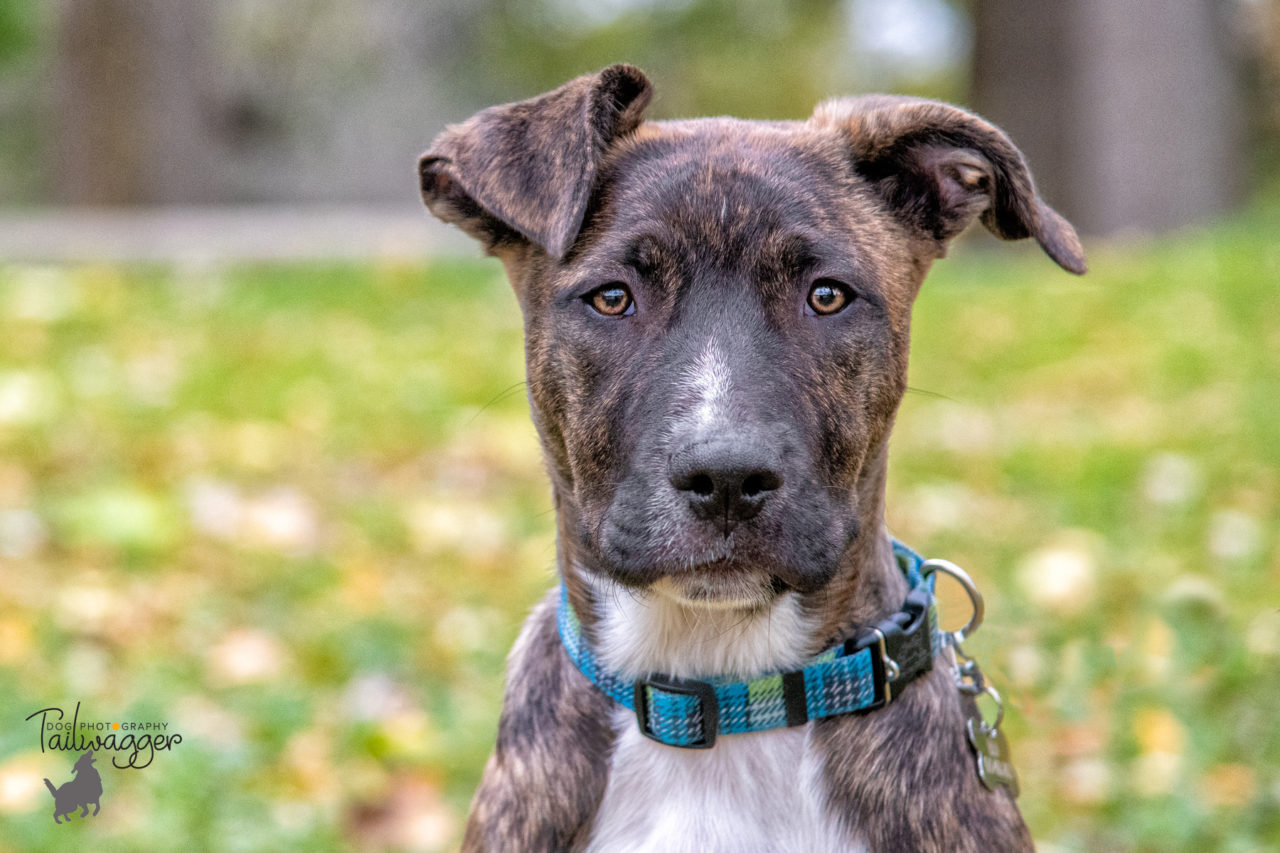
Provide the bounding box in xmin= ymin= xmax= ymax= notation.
xmin=585 ymin=283 xmax=635 ymax=317
xmin=806 ymin=279 xmax=853 ymax=316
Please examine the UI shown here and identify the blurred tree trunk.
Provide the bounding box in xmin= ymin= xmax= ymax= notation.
xmin=52 ymin=0 xmax=220 ymax=204
xmin=973 ymin=0 xmax=1244 ymax=236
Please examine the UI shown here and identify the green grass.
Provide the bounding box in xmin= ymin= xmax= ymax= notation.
xmin=0 ymin=203 xmax=1277 ymax=851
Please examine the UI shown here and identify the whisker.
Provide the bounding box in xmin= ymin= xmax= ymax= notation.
xmin=904 ymin=385 xmax=958 ymax=403
xmin=465 ymin=380 xmax=529 ymax=425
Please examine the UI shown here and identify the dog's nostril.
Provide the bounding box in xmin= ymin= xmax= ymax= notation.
xmin=689 ymin=473 xmax=715 ymax=496
xmin=741 ymin=471 xmax=781 ymax=497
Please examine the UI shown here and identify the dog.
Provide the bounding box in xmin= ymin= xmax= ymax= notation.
xmin=44 ymin=749 xmax=103 ymax=824
xmin=419 ymin=64 xmax=1084 ymax=852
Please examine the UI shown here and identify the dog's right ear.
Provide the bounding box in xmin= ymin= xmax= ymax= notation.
xmin=419 ymin=64 xmax=652 ymax=260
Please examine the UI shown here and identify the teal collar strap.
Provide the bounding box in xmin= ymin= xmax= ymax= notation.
xmin=557 ymin=539 xmax=944 ymax=749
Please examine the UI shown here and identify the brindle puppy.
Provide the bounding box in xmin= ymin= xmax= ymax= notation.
xmin=420 ymin=64 xmax=1084 ymax=853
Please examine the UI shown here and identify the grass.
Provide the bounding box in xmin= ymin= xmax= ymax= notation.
xmin=0 ymin=202 xmax=1277 ymax=851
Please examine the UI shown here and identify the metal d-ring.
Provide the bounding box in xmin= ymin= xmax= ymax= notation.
xmin=921 ymin=558 xmax=985 ymax=647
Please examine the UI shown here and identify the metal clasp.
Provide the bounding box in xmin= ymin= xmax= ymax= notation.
xmin=948 ymin=641 xmax=986 ymax=695
xmin=868 ymin=626 xmax=901 ymax=702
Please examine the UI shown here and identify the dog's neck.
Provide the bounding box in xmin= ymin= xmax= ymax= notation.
xmin=560 ymin=440 xmax=909 ymax=681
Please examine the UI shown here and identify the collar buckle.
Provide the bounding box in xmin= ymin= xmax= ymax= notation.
xmin=846 ymin=588 xmax=934 ymax=710
xmin=868 ymin=626 xmax=900 ymax=704
xmin=633 ymin=675 xmax=719 ymax=749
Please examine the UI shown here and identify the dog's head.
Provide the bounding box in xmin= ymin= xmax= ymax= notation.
xmin=421 ymin=65 xmax=1083 ymax=609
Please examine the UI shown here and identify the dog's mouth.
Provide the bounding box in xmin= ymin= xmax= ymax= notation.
xmin=593 ymin=460 xmax=856 ymax=600
xmin=593 ymin=513 xmax=846 ymax=603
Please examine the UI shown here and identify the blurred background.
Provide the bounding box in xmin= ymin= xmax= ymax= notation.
xmin=0 ymin=1 xmax=1277 ymax=851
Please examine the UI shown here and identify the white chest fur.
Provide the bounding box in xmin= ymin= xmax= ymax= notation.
xmin=582 ymin=586 xmax=865 ymax=853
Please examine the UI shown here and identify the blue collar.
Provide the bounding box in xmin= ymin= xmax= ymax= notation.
xmin=557 ymin=539 xmax=944 ymax=749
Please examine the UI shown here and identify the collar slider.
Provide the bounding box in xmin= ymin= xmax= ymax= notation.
xmin=633 ymin=674 xmax=720 ymax=749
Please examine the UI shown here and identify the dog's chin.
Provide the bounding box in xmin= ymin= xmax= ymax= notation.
xmin=649 ymin=569 xmax=781 ymax=611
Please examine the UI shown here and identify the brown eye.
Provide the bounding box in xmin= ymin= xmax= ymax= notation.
xmin=586 ymin=283 xmax=634 ymax=317
xmin=807 ymin=279 xmax=852 ymax=315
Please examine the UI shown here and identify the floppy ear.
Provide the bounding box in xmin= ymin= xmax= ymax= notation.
xmin=813 ymin=95 xmax=1086 ymax=274
xmin=419 ymin=64 xmax=652 ymax=259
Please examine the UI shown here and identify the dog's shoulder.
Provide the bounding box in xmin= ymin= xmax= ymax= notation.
xmin=494 ymin=586 xmax=617 ymax=758
xmin=814 ymin=667 xmax=1033 ymax=853
xmin=462 ymin=588 xmax=617 ymax=853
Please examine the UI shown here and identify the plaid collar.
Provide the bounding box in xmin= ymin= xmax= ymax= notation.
xmin=557 ymin=539 xmax=944 ymax=749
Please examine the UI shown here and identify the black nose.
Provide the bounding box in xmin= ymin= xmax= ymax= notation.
xmin=669 ymin=440 xmax=784 ymax=534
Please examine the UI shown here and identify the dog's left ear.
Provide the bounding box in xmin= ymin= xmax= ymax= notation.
xmin=813 ymin=96 xmax=1086 ymax=274
xmin=419 ymin=64 xmax=653 ymax=259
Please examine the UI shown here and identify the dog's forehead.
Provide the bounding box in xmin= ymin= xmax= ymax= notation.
xmin=591 ymin=118 xmax=879 ymax=266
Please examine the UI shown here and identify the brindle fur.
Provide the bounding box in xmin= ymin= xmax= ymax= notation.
xmin=420 ymin=64 xmax=1083 ymax=852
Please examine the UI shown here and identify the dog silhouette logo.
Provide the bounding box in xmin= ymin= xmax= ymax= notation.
xmin=43 ymin=749 xmax=103 ymax=824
